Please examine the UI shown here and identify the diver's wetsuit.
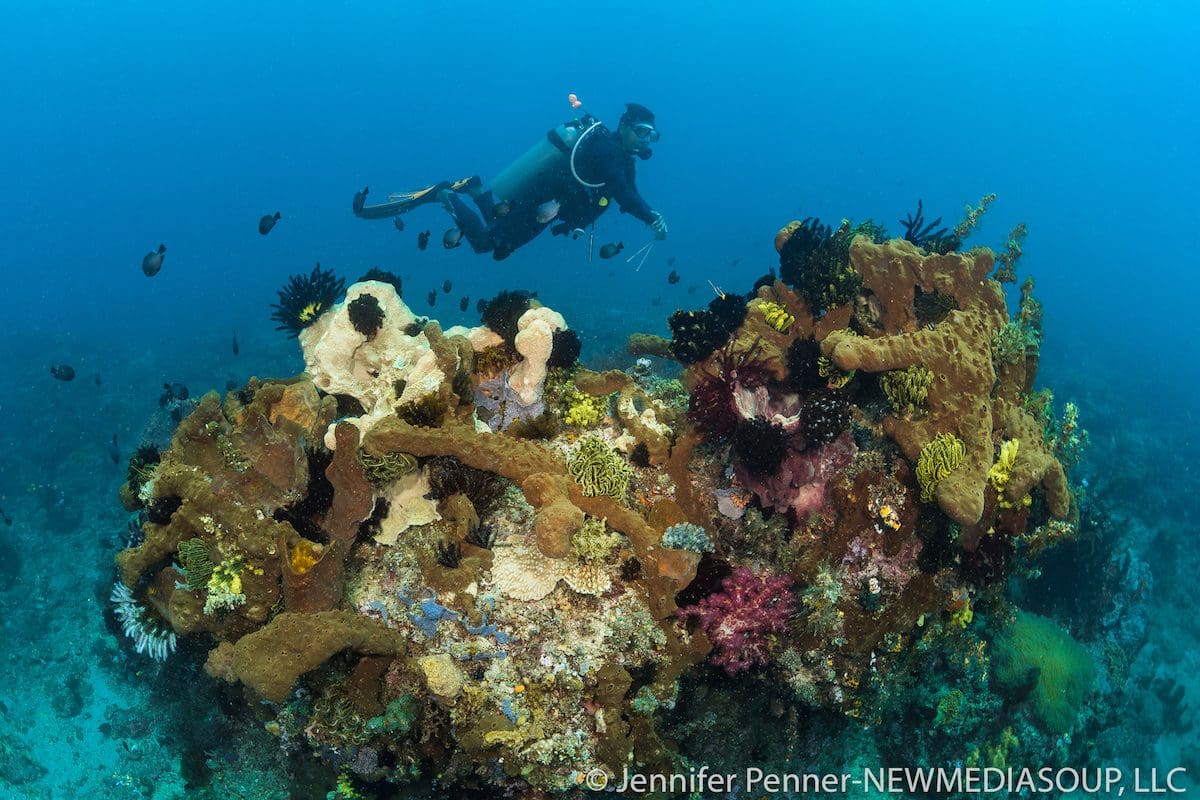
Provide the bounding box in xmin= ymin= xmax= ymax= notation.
xmin=445 ymin=120 xmax=656 ymax=260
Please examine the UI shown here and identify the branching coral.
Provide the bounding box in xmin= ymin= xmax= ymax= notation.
xmin=566 ymin=437 xmax=632 ymax=499
xmin=953 ymin=193 xmax=996 ymax=242
xmin=993 ymin=222 xmax=1028 ymax=284
xmin=270 ymin=263 xmax=346 ymax=337
xmin=917 ymin=433 xmax=967 ymax=504
xmin=677 ymin=567 xmax=795 ymax=674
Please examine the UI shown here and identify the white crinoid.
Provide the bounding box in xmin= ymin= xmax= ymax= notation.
xmin=110 ymin=582 xmax=176 ymax=662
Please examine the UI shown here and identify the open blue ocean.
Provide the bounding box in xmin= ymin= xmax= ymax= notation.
xmin=0 ymin=2 xmax=1195 ymax=798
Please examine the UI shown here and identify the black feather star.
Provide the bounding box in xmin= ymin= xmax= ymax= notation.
xmin=270 ymin=263 xmax=346 ymax=337
xmin=899 ymin=200 xmax=960 ymax=254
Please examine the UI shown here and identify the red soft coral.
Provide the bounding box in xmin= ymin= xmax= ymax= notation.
xmin=677 ymin=567 xmax=796 ymax=674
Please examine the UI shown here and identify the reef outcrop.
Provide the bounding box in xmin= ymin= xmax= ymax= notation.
xmin=111 ymin=209 xmax=1090 ymax=795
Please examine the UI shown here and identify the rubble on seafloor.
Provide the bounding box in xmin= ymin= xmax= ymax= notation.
xmin=111 ymin=221 xmax=1096 ymax=794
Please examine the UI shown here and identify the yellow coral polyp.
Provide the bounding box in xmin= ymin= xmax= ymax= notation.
xmin=563 ymin=391 xmax=605 ymax=427
xmin=916 ymin=433 xmax=966 ymax=503
xmin=758 ymin=301 xmax=795 ymax=333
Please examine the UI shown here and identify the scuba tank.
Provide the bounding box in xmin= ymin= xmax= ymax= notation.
xmin=487 ymin=116 xmax=606 ymax=208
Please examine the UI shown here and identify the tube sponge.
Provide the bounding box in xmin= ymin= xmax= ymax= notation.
xmin=509 ymin=307 xmax=567 ymax=406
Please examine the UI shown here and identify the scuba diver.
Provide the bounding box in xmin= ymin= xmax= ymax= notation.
xmin=354 ymin=101 xmax=667 ymax=260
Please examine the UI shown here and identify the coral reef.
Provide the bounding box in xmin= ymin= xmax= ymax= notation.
xmin=108 ymin=199 xmax=1096 ymax=796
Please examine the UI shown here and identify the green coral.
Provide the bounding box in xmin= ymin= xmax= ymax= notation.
xmin=917 ymin=433 xmax=966 ymax=503
xmin=799 ymin=563 xmax=845 ymax=638
xmin=566 ymin=436 xmax=632 ymax=499
xmin=204 ymin=555 xmax=247 ymax=615
xmin=880 ymin=365 xmax=932 ymax=416
xmin=571 ymin=516 xmax=623 ymax=561
xmin=992 ymin=610 xmax=1096 ymax=734
xmin=176 ymin=538 xmax=213 ymax=591
xmin=366 ymin=695 xmax=418 ymax=736
xmin=359 ymin=449 xmax=417 ymax=484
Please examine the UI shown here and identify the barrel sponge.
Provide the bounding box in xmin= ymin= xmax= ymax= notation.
xmin=231 ymin=610 xmax=403 ymax=703
xmin=509 ymin=306 xmax=567 ymax=406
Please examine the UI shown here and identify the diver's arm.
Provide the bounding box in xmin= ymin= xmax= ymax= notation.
xmin=606 ymin=162 xmax=657 ymax=225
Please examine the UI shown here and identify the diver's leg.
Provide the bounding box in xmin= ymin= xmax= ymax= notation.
xmin=472 ymin=189 xmax=496 ymax=220
xmin=443 ymin=192 xmax=495 ymax=254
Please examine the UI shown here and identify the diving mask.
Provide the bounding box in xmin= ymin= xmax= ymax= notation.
xmin=631 ymin=122 xmax=660 ymax=143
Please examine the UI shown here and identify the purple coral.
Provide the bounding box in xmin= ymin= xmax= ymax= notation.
xmin=677 ymin=567 xmax=796 ymax=674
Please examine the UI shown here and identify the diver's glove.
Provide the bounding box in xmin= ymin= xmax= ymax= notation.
xmin=650 ymin=211 xmax=668 ymax=240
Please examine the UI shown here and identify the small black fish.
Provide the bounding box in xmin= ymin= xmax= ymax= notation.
xmin=667 ymin=270 xmax=680 ymax=285
xmin=459 ymin=296 xmax=469 ymax=312
xmin=108 ymin=434 xmax=120 ymax=464
xmin=0 ymin=507 xmax=11 ymax=526
xmin=393 ymin=216 xmax=405 ymax=232
xmin=687 ymin=285 xmax=697 ymax=294
xmin=417 ymin=230 xmax=431 ymax=250
xmin=141 ymin=243 xmax=166 ymax=277
xmin=94 ymin=375 xmax=102 ymax=385
xmin=159 ymin=382 xmax=189 ymax=406
xmin=599 ymin=242 xmax=624 ymax=260
xmin=50 ymin=364 xmax=75 ymax=382
xmin=476 ymin=298 xmax=487 ymax=313
xmin=427 ymin=290 xmax=437 ymax=307
xmin=731 ymin=257 xmax=741 ymax=267
xmin=232 ymin=332 xmax=239 ymax=356
xmin=353 ymin=186 xmax=369 ymax=214
xmin=443 ymin=279 xmax=452 ymax=294
xmin=667 ymin=256 xmax=676 ymax=267
xmin=443 ymin=228 xmax=463 ymax=249
xmin=258 ymin=212 xmax=281 ymax=235
xmin=493 ymin=200 xmax=511 ymax=218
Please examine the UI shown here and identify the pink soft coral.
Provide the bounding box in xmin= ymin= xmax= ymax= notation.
xmin=734 ymin=430 xmax=857 ymax=521
xmin=678 ymin=567 xmax=796 ymax=674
